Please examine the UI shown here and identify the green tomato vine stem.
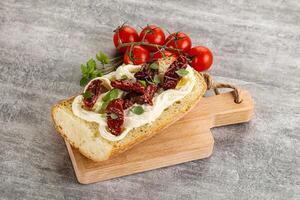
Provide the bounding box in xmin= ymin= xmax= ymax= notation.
xmin=117 ymin=41 xmax=183 ymax=53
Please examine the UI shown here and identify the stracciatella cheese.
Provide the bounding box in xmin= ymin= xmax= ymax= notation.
xmin=72 ymin=64 xmax=196 ymax=141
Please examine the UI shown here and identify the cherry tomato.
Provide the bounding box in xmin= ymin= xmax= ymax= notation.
xmin=165 ymin=32 xmax=192 ymax=52
xmin=140 ymin=25 xmax=165 ymax=51
xmin=123 ymin=45 xmax=150 ymax=65
xmin=152 ymin=50 xmax=178 ymax=61
xmin=187 ymin=46 xmax=213 ymax=72
xmin=113 ymin=25 xmax=139 ymax=53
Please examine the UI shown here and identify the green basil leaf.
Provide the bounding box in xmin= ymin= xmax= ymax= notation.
xmin=87 ymin=59 xmax=96 ymax=72
xmin=80 ymin=77 xmax=89 ymax=87
xmin=102 ymin=93 xmax=110 ymax=102
xmin=99 ymin=101 xmax=109 ymax=114
xmin=96 ymin=51 xmax=110 ymax=65
xmin=81 ymin=64 xmax=88 ymax=75
xmin=138 ymin=80 xmax=147 ymax=87
xmin=153 ymin=75 xmax=161 ymax=84
xmin=102 ymin=89 xmax=119 ymax=102
xmin=109 ymin=89 xmax=119 ymax=99
xmin=96 ymin=70 xmax=102 ymax=77
xmin=131 ymin=106 xmax=144 ymax=115
xmin=82 ymin=91 xmax=93 ymax=98
xmin=90 ymin=71 xmax=97 ymax=79
xmin=150 ymin=62 xmax=159 ymax=70
xmin=96 ymin=54 xmax=101 ymax=63
xmin=90 ymin=69 xmax=102 ymax=79
xmin=176 ymin=69 xmax=189 ymax=77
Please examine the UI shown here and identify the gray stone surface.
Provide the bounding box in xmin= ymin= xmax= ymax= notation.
xmin=0 ymin=0 xmax=299 ymax=199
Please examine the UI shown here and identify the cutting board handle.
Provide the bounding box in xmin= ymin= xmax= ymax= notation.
xmin=203 ymin=73 xmax=243 ymax=104
xmin=183 ymin=89 xmax=254 ymax=129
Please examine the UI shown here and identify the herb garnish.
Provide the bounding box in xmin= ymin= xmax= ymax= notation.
xmin=138 ymin=80 xmax=147 ymax=87
xmin=82 ymin=91 xmax=93 ymax=99
xmin=131 ymin=106 xmax=145 ymax=115
xmin=150 ymin=62 xmax=159 ymax=70
xmin=80 ymin=51 xmax=123 ymax=87
xmin=146 ymin=75 xmax=161 ymax=85
xmin=80 ymin=58 xmax=102 ymax=86
xmin=176 ymin=69 xmax=189 ymax=77
xmin=99 ymin=101 xmax=109 ymax=114
xmin=99 ymin=89 xmax=119 ymax=113
xmin=153 ymin=75 xmax=161 ymax=84
xmin=102 ymin=89 xmax=119 ymax=102
xmin=96 ymin=51 xmax=110 ymax=65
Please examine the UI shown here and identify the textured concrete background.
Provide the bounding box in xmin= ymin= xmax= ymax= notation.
xmin=0 ymin=0 xmax=299 ymax=199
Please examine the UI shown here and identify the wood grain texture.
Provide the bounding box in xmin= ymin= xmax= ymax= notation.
xmin=0 ymin=0 xmax=299 ymax=199
xmin=67 ymin=90 xmax=253 ymax=184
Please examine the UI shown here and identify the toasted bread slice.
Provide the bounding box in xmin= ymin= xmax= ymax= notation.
xmin=51 ymin=71 xmax=207 ymax=162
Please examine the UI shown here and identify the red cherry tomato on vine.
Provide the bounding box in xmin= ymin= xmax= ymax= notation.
xmin=123 ymin=46 xmax=150 ymax=65
xmin=113 ymin=25 xmax=139 ymax=53
xmin=165 ymin=32 xmax=192 ymax=52
xmin=187 ymin=46 xmax=213 ymax=72
xmin=152 ymin=50 xmax=178 ymax=61
xmin=139 ymin=25 xmax=165 ymax=52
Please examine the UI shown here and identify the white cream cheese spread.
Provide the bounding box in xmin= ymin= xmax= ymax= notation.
xmin=72 ymin=64 xmax=196 ymax=141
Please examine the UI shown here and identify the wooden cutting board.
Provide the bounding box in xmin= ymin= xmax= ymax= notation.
xmin=65 ymin=89 xmax=254 ymax=184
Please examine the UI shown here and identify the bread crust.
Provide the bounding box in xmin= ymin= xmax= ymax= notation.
xmin=51 ymin=71 xmax=207 ymax=162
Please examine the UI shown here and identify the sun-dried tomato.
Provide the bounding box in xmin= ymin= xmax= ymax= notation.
xmin=123 ymin=99 xmax=134 ymax=110
xmin=111 ymin=80 xmax=145 ymax=94
xmin=121 ymin=84 xmax=157 ymax=108
xmin=122 ymin=92 xmax=138 ymax=109
xmin=83 ymin=80 xmax=107 ymax=110
xmin=161 ymin=79 xmax=178 ymax=90
xmin=106 ymin=98 xmax=124 ymax=136
xmin=162 ymin=56 xmax=187 ymax=90
xmin=134 ymin=63 xmax=157 ymax=81
xmin=135 ymin=84 xmax=157 ymax=105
